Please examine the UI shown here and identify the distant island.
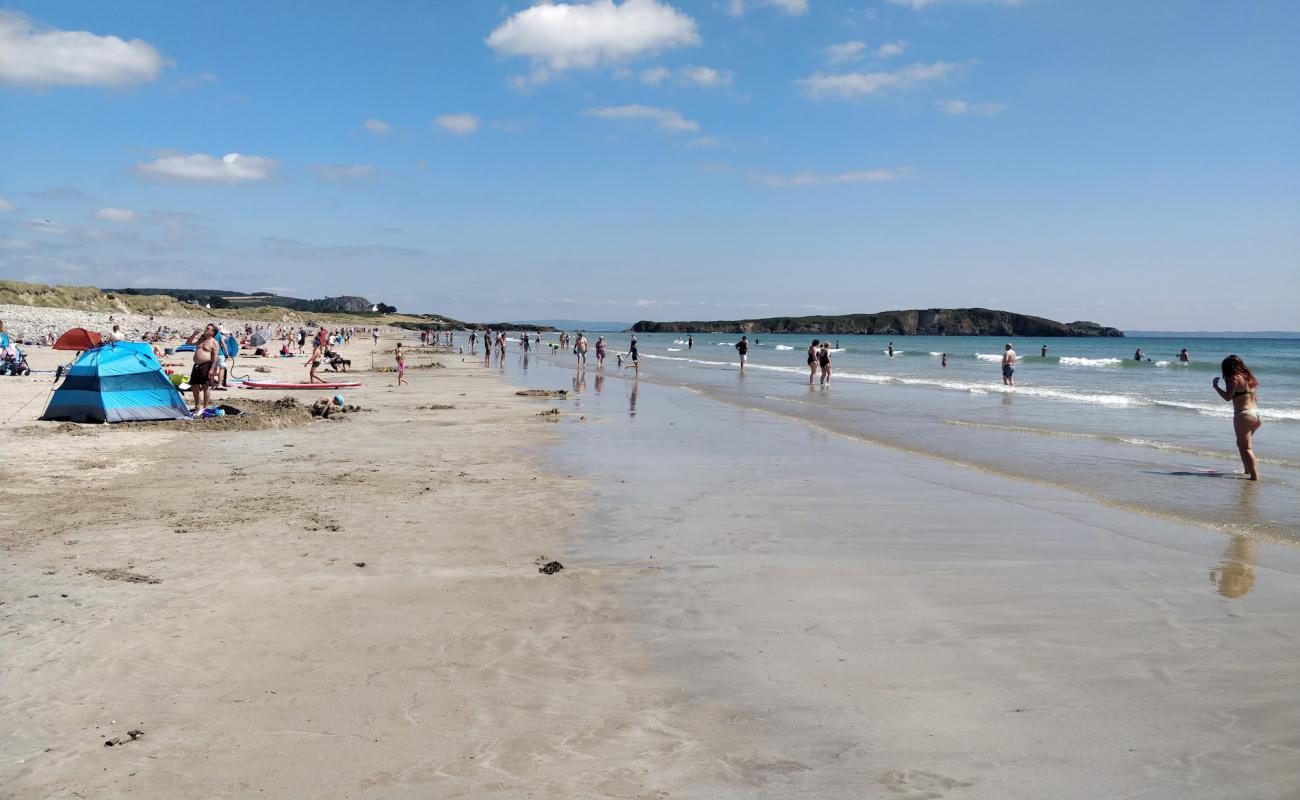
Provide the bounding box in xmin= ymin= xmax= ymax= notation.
xmin=631 ymin=308 xmax=1124 ymax=337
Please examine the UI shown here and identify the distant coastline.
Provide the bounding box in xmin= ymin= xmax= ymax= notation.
xmin=632 ymin=308 xmax=1124 ymax=337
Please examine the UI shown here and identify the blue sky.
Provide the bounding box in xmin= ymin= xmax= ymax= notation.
xmin=1 ymin=0 xmax=1296 ymax=328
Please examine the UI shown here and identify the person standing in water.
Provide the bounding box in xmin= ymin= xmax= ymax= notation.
xmin=1041 ymin=344 xmax=1048 ymax=358
xmin=575 ymin=332 xmax=588 ymax=366
xmin=818 ymin=342 xmax=832 ymax=385
xmin=624 ymin=338 xmax=639 ymax=373
xmin=595 ymin=336 xmax=607 ymax=367
xmin=735 ymin=335 xmax=749 ymax=370
xmin=1179 ymin=348 xmax=1190 ymax=363
xmin=941 ymin=353 xmax=948 ymax=368
xmin=807 ymin=339 xmax=820 ymax=384
xmin=1134 ymin=347 xmax=1144 ymax=361
xmin=687 ymin=335 xmax=693 ymax=350
xmin=1212 ymin=355 xmax=1262 ymax=480
xmin=1001 ymin=343 xmax=1017 ymax=386
xmin=887 ymin=342 xmax=894 ymax=358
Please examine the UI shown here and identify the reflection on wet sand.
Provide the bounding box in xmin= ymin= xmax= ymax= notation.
xmin=629 ymin=380 xmax=638 ymax=417
xmin=1211 ymin=536 xmax=1257 ymax=599
xmin=594 ymin=373 xmax=605 ymax=394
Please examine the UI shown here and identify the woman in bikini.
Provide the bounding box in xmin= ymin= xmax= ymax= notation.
xmin=1212 ymin=354 xmax=1261 ymax=480
xmin=807 ymin=339 xmax=820 ymax=384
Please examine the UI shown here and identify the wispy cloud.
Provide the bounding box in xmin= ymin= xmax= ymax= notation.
xmin=91 ymin=207 xmax=137 ymax=222
xmin=748 ymin=167 xmax=910 ymax=186
xmin=823 ymin=40 xmax=908 ymax=64
xmin=262 ymin=236 xmax=426 ymax=261
xmin=889 ymin=0 xmax=1027 ymax=9
xmin=798 ymin=61 xmax=959 ymax=100
xmin=436 ymin=113 xmax=480 ymax=135
xmin=640 ymin=64 xmax=733 ymax=88
xmin=0 ymin=10 xmax=168 ymax=88
xmin=311 ymin=164 xmax=376 ymax=182
xmin=583 ymin=104 xmax=700 ymax=133
xmin=136 ymin=152 xmax=279 ymax=184
xmin=486 ymin=0 xmax=699 ymax=86
xmin=935 ymin=98 xmax=1005 ymax=115
xmin=727 ymin=0 xmax=809 ymax=16
xmin=0 ymin=197 xmax=17 ymax=213
xmin=362 ymin=118 xmax=392 ymax=134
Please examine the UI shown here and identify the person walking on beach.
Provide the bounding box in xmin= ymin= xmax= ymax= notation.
xmin=736 ymin=335 xmax=749 ymax=371
xmin=575 ymin=332 xmax=588 ymax=366
xmin=595 ymin=336 xmax=607 ymax=367
xmin=188 ymin=323 xmax=220 ymax=411
xmin=807 ymin=339 xmax=820 ymax=384
xmin=394 ymin=342 xmax=407 ymax=386
xmin=818 ymin=342 xmax=832 ymax=385
xmin=624 ymin=338 xmax=639 ymax=374
xmin=1212 ymin=355 xmax=1262 ymax=480
xmin=1001 ymin=343 xmax=1017 ymax=386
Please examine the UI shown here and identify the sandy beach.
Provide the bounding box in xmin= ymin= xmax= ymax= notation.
xmin=2 ymin=326 xmax=1298 ymax=799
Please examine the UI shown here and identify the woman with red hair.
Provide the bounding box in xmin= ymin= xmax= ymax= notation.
xmin=1212 ymin=355 xmax=1262 ymax=480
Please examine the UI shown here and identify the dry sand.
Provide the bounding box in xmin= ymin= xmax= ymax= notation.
xmin=2 ymin=331 xmax=1298 ymax=799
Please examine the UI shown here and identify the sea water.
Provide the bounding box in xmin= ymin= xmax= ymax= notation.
xmin=521 ymin=333 xmax=1299 ymax=542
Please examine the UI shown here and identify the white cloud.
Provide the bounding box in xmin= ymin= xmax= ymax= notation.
xmin=92 ymin=207 xmax=137 ymax=222
xmin=642 ymin=64 xmax=733 ymax=87
xmin=749 ymin=167 xmax=909 ymax=186
xmin=640 ymin=66 xmax=671 ymax=85
xmin=678 ymin=65 xmax=732 ymax=87
xmin=436 ymin=113 xmax=480 ymax=134
xmin=875 ymin=40 xmax=908 ymax=58
xmin=889 ymin=0 xmax=1026 ymax=9
xmin=824 ymin=40 xmax=907 ymax=64
xmin=0 ymin=196 xmax=17 ymax=213
xmin=824 ymin=40 xmax=867 ymax=64
xmin=583 ymin=104 xmax=700 ymax=132
xmin=0 ymin=10 xmax=167 ymax=88
xmin=136 ymin=152 xmax=279 ymax=184
xmin=311 ymin=164 xmax=376 ymax=181
xmin=486 ymin=0 xmax=699 ymax=84
xmin=728 ymin=0 xmax=809 ymax=15
xmin=362 ymin=118 xmax=392 ymax=134
xmin=935 ymin=99 xmax=1005 ymax=115
xmin=798 ymin=61 xmax=959 ymax=100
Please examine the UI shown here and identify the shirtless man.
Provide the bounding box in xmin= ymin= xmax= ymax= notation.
xmin=1001 ymin=343 xmax=1017 ymax=386
xmin=188 ymin=324 xmax=221 ymax=411
xmin=575 ymin=332 xmax=588 ymax=366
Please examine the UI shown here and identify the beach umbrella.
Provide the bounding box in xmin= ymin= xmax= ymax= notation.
xmin=249 ymin=331 xmax=268 ymax=347
xmin=52 ymin=328 xmax=103 ymax=351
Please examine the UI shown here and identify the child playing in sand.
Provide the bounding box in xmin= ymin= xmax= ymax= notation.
xmin=394 ymin=342 xmax=407 ymax=386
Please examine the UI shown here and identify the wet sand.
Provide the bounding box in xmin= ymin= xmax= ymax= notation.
xmin=2 ymin=340 xmax=1298 ymax=798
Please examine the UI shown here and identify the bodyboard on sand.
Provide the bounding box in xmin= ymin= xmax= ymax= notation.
xmin=243 ymin=380 xmax=362 ymax=390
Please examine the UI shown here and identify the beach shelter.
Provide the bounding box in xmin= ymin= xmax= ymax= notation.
xmin=41 ymin=342 xmax=192 ymax=423
xmin=52 ymin=327 xmax=103 ymax=351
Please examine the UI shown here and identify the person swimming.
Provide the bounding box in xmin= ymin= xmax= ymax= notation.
xmin=1212 ymin=354 xmax=1262 ymax=480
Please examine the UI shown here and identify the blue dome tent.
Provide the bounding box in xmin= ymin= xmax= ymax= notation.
xmin=41 ymin=341 xmax=193 ymax=423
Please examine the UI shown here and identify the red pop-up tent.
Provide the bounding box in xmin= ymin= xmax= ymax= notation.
xmin=52 ymin=328 xmax=103 ymax=351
